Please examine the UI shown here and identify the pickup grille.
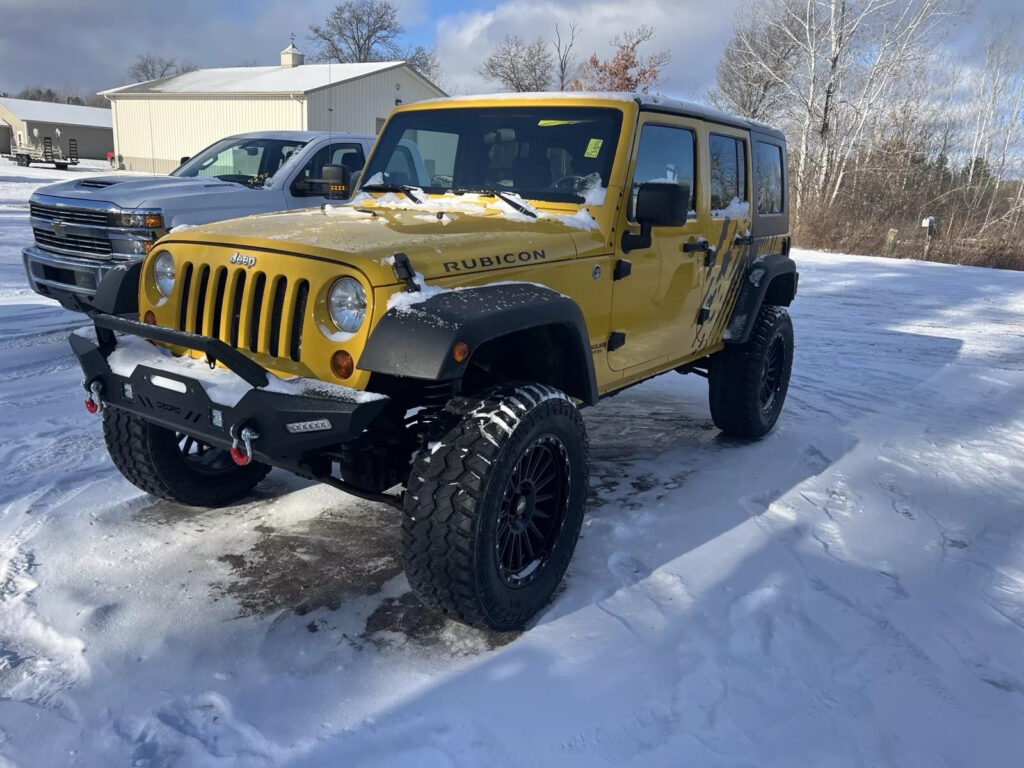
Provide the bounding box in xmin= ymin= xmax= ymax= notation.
xmin=30 ymin=201 xmax=109 ymax=226
xmin=32 ymin=227 xmax=113 ymax=256
xmin=175 ymin=262 xmax=309 ymax=363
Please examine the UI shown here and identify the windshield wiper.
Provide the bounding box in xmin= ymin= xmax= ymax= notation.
xmin=450 ymin=187 xmax=538 ymax=218
xmin=360 ymin=183 xmax=424 ymax=204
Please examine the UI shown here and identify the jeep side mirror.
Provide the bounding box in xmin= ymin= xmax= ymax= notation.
xmin=622 ymin=182 xmax=691 ymax=253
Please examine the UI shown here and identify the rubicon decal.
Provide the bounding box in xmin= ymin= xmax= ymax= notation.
xmin=230 ymin=252 xmax=256 ymax=268
xmin=443 ymin=250 xmax=547 ymax=273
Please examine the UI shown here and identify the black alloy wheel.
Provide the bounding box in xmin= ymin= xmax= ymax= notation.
xmin=495 ymin=434 xmax=571 ymax=588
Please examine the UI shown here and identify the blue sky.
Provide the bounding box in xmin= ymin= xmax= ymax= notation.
xmin=0 ymin=0 xmax=1015 ymax=101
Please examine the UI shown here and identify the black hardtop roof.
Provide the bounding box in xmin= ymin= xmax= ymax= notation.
xmin=414 ymin=92 xmax=787 ymax=143
xmin=635 ymin=94 xmax=786 ymax=142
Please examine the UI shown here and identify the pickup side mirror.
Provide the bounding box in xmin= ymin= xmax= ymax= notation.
xmin=622 ymin=182 xmax=691 ymax=253
xmin=179 ymin=156 xmax=190 ymax=166
xmin=320 ymin=164 xmax=352 ymax=199
xmin=296 ymin=164 xmax=353 ymax=199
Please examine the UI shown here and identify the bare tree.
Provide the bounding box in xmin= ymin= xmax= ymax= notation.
xmin=309 ymin=0 xmax=440 ymax=80
xmin=709 ymin=1 xmax=800 ymax=122
xmin=553 ymin=22 xmax=581 ymax=90
xmin=127 ymin=55 xmax=197 ymax=83
xmin=15 ymin=86 xmax=108 ymax=108
xmin=309 ymin=0 xmax=403 ymax=62
xmin=571 ymin=26 xmax=670 ymax=93
xmin=478 ymin=34 xmax=554 ymax=92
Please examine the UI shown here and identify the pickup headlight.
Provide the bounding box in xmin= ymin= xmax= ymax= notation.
xmin=328 ymin=277 xmax=366 ymax=333
xmin=153 ymin=251 xmax=175 ymax=297
xmin=110 ymin=210 xmax=164 ymax=229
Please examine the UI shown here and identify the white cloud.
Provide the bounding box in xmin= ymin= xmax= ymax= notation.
xmin=433 ymin=0 xmax=743 ymax=99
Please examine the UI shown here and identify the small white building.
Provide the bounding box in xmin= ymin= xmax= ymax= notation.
xmin=0 ymin=97 xmax=113 ymax=159
xmin=100 ymin=44 xmax=445 ymax=173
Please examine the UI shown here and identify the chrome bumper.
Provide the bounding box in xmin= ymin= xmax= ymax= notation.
xmin=22 ymin=246 xmax=140 ymax=310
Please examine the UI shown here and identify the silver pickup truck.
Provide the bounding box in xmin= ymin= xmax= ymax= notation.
xmin=23 ymin=130 xmax=376 ymax=310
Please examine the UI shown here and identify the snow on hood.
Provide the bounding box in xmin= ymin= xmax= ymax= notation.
xmin=346 ymin=187 xmax=601 ymax=231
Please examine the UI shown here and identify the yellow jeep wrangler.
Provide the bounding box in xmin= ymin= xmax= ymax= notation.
xmin=71 ymin=93 xmax=796 ymax=630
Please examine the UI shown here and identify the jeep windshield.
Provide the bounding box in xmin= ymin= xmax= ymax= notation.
xmin=171 ymin=137 xmax=309 ymax=188
xmin=361 ymin=106 xmax=623 ymax=204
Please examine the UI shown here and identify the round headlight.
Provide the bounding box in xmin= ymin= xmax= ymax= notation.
xmin=328 ymin=277 xmax=366 ymax=333
xmin=153 ymin=251 xmax=175 ymax=297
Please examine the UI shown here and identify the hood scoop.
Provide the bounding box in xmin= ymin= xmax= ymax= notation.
xmin=79 ymin=179 xmax=118 ymax=189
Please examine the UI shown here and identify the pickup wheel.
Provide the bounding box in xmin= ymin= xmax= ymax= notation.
xmin=402 ymin=384 xmax=589 ymax=631
xmin=102 ymin=409 xmax=270 ymax=507
xmin=709 ymin=305 xmax=793 ymax=438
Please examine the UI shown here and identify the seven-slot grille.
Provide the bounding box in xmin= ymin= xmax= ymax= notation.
xmin=175 ymin=262 xmax=309 ymax=363
xmin=30 ymin=201 xmax=109 ymax=226
xmin=32 ymin=228 xmax=113 ymax=256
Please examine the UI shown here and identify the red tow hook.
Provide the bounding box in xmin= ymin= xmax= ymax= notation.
xmin=83 ymin=380 xmax=104 ymax=414
xmin=229 ymin=425 xmax=259 ymax=466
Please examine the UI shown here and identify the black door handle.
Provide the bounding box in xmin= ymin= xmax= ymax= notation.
xmin=734 ymin=234 xmax=754 ymax=246
xmin=682 ymin=240 xmax=709 ymax=253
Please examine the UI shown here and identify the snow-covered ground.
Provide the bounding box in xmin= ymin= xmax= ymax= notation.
xmin=1 ymin=158 xmax=1023 ymax=767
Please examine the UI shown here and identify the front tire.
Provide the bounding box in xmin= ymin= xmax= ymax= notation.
xmin=102 ymin=409 xmax=270 ymax=507
xmin=402 ymin=384 xmax=589 ymax=630
xmin=709 ymin=305 xmax=793 ymax=438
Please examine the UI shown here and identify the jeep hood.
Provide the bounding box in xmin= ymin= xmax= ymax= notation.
xmin=160 ymin=200 xmax=613 ymax=286
xmin=33 ymin=175 xmax=271 ymax=212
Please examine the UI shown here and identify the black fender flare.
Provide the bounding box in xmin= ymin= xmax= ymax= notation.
xmin=92 ymin=261 xmax=142 ymax=316
xmin=724 ymin=252 xmax=798 ymax=345
xmin=358 ymin=283 xmax=599 ymax=405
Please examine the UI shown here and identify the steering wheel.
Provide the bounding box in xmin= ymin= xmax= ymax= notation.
xmin=549 ymin=174 xmax=588 ymax=192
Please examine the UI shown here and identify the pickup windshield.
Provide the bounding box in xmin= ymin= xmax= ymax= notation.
xmin=171 ymin=137 xmax=309 ymax=188
xmin=362 ymin=106 xmax=623 ymax=203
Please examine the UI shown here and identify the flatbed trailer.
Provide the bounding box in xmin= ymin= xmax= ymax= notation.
xmin=7 ymin=136 xmax=79 ymax=169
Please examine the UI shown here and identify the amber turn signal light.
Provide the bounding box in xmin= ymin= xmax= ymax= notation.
xmin=453 ymin=341 xmax=469 ymax=363
xmin=143 ymin=213 xmax=164 ymax=228
xmin=143 ymin=310 xmax=156 ymax=324
xmin=331 ymin=350 xmax=354 ymax=379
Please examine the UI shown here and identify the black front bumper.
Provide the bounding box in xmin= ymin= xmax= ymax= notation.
xmin=70 ymin=314 xmax=390 ymax=468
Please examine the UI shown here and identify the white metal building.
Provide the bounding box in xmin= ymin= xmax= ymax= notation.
xmin=0 ymin=97 xmax=113 ymax=159
xmin=100 ymin=45 xmax=445 ymax=173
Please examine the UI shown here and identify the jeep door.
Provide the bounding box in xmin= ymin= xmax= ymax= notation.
xmin=607 ymin=115 xmax=706 ymax=372
xmin=693 ymin=126 xmax=754 ymax=351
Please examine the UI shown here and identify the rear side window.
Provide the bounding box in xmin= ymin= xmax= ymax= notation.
xmin=755 ymin=141 xmax=784 ymax=214
xmin=630 ymin=123 xmax=696 ymax=220
xmin=709 ymin=134 xmax=748 ymax=215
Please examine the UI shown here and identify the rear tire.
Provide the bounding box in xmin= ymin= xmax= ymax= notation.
xmin=402 ymin=383 xmax=589 ymax=630
xmin=709 ymin=305 xmax=793 ymax=438
xmin=102 ymin=408 xmax=270 ymax=507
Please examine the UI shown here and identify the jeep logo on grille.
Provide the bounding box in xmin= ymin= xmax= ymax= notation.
xmin=230 ymin=252 xmax=256 ymax=268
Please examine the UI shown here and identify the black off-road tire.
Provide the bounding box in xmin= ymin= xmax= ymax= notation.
xmin=102 ymin=408 xmax=270 ymax=507
xmin=709 ymin=305 xmax=794 ymax=438
xmin=402 ymin=383 xmax=589 ymax=631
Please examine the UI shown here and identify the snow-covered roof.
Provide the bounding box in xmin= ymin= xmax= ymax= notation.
xmin=414 ymin=91 xmax=785 ymax=139
xmin=0 ymin=97 xmax=112 ymax=129
xmin=101 ymin=61 xmax=411 ymax=96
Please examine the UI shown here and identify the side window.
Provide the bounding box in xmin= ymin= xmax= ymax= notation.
xmin=709 ymin=134 xmax=748 ymax=215
xmin=755 ymin=141 xmax=784 ymax=214
xmin=293 ymin=143 xmax=365 ymax=195
xmin=629 ymin=124 xmax=696 ymax=221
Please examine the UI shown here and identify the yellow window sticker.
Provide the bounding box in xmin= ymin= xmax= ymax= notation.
xmin=584 ymin=138 xmax=603 ymax=158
